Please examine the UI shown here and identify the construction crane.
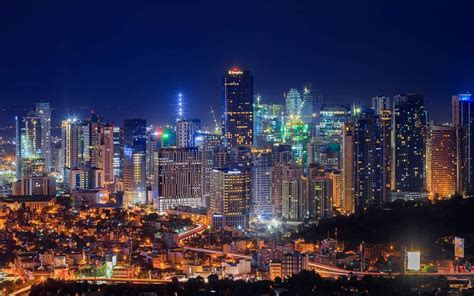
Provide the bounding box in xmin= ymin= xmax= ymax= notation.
xmin=210 ymin=106 xmax=221 ymax=135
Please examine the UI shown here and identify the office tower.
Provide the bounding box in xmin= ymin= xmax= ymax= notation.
xmin=285 ymin=88 xmax=302 ymax=116
xmin=426 ymin=124 xmax=456 ymax=200
xmin=452 ymin=93 xmax=474 ymax=195
xmin=371 ymin=96 xmax=392 ymax=115
xmin=392 ymin=94 xmax=426 ymax=195
xmin=123 ymin=119 xmax=147 ymax=206
xmin=281 ymin=166 xmax=305 ymax=221
xmin=123 ymin=149 xmax=146 ymax=206
xmin=112 ymin=126 xmax=123 ymax=178
xmin=271 ymin=145 xmax=293 ymax=217
xmin=210 ymin=168 xmax=250 ymax=229
xmin=307 ymin=176 xmax=333 ymax=220
xmin=176 ymin=119 xmax=201 ymax=148
xmin=354 ymin=108 xmax=383 ymax=213
xmin=319 ymin=104 xmax=351 ymax=142
xmin=198 ymin=133 xmax=222 ymax=203
xmin=61 ymin=118 xmax=82 ymax=171
xmin=301 ymin=84 xmax=323 ymax=124
xmin=146 ymin=129 xmax=159 ymax=187
xmin=253 ymin=97 xmax=284 ymax=147
xmin=35 ymin=102 xmax=52 ymax=172
xmin=99 ymin=124 xmax=114 ymax=183
xmin=15 ymin=113 xmax=43 ymax=179
xmin=224 ymin=67 xmax=254 ymax=149
xmin=50 ymin=139 xmax=62 ymax=174
xmin=250 ymin=148 xmax=273 ymax=217
xmin=155 ymin=147 xmax=202 ymax=212
xmin=379 ymin=107 xmax=393 ymax=204
xmin=232 ymin=145 xmax=252 ymax=169
xmin=341 ymin=122 xmax=355 ymax=214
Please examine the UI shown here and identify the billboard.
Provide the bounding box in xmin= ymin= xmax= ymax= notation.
xmin=407 ymin=251 xmax=420 ymax=271
xmin=455 ymin=237 xmax=465 ymax=258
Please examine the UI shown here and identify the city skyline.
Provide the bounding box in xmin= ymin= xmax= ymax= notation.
xmin=1 ymin=1 xmax=474 ymax=126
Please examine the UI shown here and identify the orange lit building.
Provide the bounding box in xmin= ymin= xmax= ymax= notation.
xmin=426 ymin=125 xmax=456 ymax=200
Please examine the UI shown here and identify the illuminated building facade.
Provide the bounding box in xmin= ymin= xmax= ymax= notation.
xmin=341 ymin=122 xmax=355 ymax=214
xmin=155 ymin=147 xmax=202 ymax=212
xmin=112 ymin=126 xmax=123 ymax=178
xmin=281 ymin=166 xmax=305 ymax=221
xmin=16 ymin=113 xmax=43 ymax=179
xmin=281 ymin=115 xmax=310 ymax=166
xmin=271 ymin=144 xmax=293 ymax=217
xmin=392 ymin=94 xmax=426 ymax=195
xmin=176 ymin=119 xmax=201 ymax=148
xmin=198 ymin=133 xmax=222 ymax=207
xmin=123 ymin=119 xmax=147 ymax=206
xmin=210 ymin=168 xmax=250 ymax=229
xmin=319 ymin=104 xmax=351 ymax=142
xmin=452 ymin=93 xmax=474 ymax=195
xmin=35 ymin=102 xmax=52 ymax=172
xmin=61 ymin=118 xmax=82 ymax=171
xmin=426 ymin=124 xmax=456 ymax=199
xmin=354 ymin=108 xmax=383 ymax=213
xmin=285 ymin=88 xmax=302 ymax=117
xmin=301 ymin=84 xmax=323 ymax=126
xmin=99 ymin=124 xmax=114 ymax=183
xmin=250 ymin=148 xmax=273 ymax=217
xmin=224 ymin=68 xmax=254 ymax=149
xmin=307 ymin=176 xmax=333 ymax=220
xmin=253 ymin=96 xmax=284 ymax=147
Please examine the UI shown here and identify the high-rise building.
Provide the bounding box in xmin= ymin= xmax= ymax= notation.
xmin=176 ymin=119 xmax=201 ymax=148
xmin=224 ymin=67 xmax=253 ymax=149
xmin=354 ymin=108 xmax=383 ymax=213
xmin=253 ymin=96 xmax=284 ymax=147
xmin=123 ymin=119 xmax=147 ymax=206
xmin=301 ymin=84 xmax=323 ymax=125
xmin=271 ymin=144 xmax=293 ymax=217
xmin=281 ymin=166 xmax=305 ymax=221
xmin=210 ymin=168 xmax=250 ymax=229
xmin=426 ymin=124 xmax=456 ymax=200
xmin=452 ymin=93 xmax=474 ymax=195
xmin=198 ymin=133 xmax=222 ymax=207
xmin=61 ymin=118 xmax=82 ymax=171
xmin=392 ymin=94 xmax=426 ymax=195
xmin=99 ymin=124 xmax=114 ymax=183
xmin=341 ymin=122 xmax=355 ymax=214
xmin=250 ymin=148 xmax=273 ymax=217
xmin=319 ymin=104 xmax=351 ymax=142
xmin=15 ymin=113 xmax=43 ymax=180
xmin=371 ymin=96 xmax=392 ymax=115
xmin=35 ymin=102 xmax=52 ymax=172
xmin=307 ymin=176 xmax=333 ymax=220
xmin=155 ymin=147 xmax=202 ymax=212
xmin=112 ymin=126 xmax=123 ymax=178
xmin=379 ymin=107 xmax=393 ymax=204
xmin=281 ymin=252 xmax=308 ymax=279
xmin=285 ymin=88 xmax=302 ymax=117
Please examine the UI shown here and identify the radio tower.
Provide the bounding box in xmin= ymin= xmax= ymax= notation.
xmin=177 ymin=92 xmax=184 ymax=121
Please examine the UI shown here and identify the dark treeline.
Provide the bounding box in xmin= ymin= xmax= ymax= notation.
xmin=29 ymin=271 xmax=457 ymax=296
xmin=295 ymin=196 xmax=474 ymax=259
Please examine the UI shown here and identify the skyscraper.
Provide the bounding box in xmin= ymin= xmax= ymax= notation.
xmin=99 ymin=124 xmax=114 ymax=183
xmin=354 ymin=108 xmax=383 ymax=212
xmin=426 ymin=124 xmax=456 ymax=200
xmin=210 ymin=168 xmax=250 ymax=229
xmin=392 ymin=94 xmax=426 ymax=196
xmin=176 ymin=119 xmax=201 ymax=148
xmin=112 ymin=126 xmax=123 ymax=178
xmin=341 ymin=122 xmax=355 ymax=214
xmin=155 ymin=147 xmax=202 ymax=212
xmin=35 ymin=102 xmax=52 ymax=172
xmin=281 ymin=165 xmax=305 ymax=221
xmin=307 ymin=176 xmax=333 ymax=220
xmin=452 ymin=93 xmax=474 ymax=195
xmin=250 ymin=148 xmax=273 ymax=217
xmin=123 ymin=119 xmax=147 ymax=206
xmin=285 ymin=88 xmax=302 ymax=117
xmin=224 ymin=67 xmax=254 ymax=149
xmin=61 ymin=118 xmax=82 ymax=170
xmin=16 ymin=113 xmax=43 ymax=179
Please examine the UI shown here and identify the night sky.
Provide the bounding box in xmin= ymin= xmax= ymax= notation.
xmin=1 ymin=1 xmax=474 ymax=127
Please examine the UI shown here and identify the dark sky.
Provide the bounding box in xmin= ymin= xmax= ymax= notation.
xmin=1 ymin=0 xmax=473 ymax=127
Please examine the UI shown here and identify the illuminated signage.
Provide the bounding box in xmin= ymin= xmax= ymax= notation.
xmin=407 ymin=251 xmax=420 ymax=271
